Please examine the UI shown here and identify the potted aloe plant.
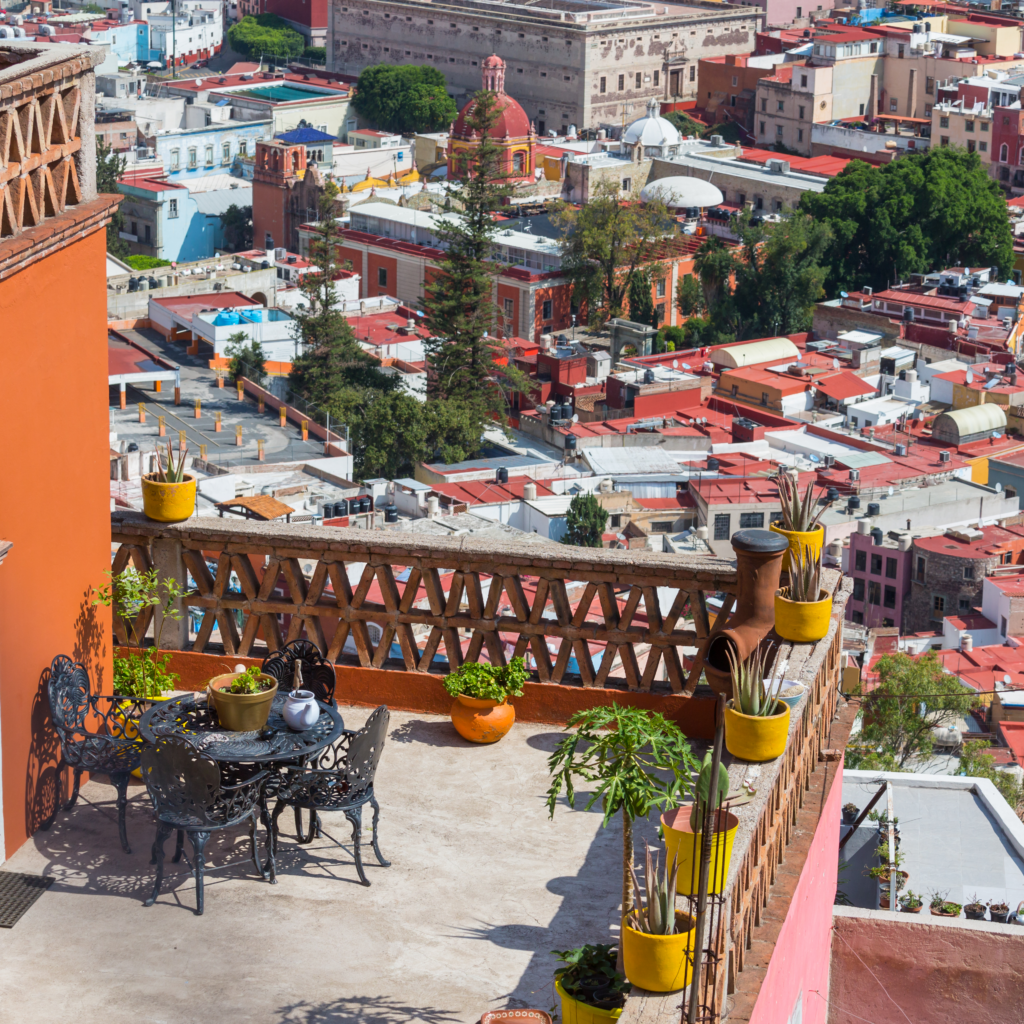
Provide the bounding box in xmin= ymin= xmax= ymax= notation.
xmin=770 ymin=472 xmax=832 ymax=571
xmin=723 ymin=645 xmax=790 ymax=762
xmin=621 ymin=843 xmax=695 ymax=993
xmin=207 ymin=663 xmax=278 ymax=732
xmin=774 ymin=546 xmax=832 ymax=644
xmin=141 ymin=440 xmax=196 ymax=522
xmin=552 ymin=944 xmax=628 ymax=1024
xmin=442 ymin=657 xmax=526 ymax=743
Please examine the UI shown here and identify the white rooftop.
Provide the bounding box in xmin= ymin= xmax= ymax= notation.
xmin=583 ymin=448 xmax=684 ymax=476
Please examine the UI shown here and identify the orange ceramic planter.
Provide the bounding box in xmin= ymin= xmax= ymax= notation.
xmin=450 ymin=694 xmax=516 ymax=743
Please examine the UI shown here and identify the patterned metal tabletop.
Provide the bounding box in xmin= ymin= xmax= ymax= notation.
xmin=138 ymin=692 xmax=344 ymax=763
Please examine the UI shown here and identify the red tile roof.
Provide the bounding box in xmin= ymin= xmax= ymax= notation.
xmin=813 ymin=371 xmax=878 ymax=402
xmin=914 ymin=524 xmax=1024 ymax=558
xmin=634 ymin=494 xmax=695 ymax=509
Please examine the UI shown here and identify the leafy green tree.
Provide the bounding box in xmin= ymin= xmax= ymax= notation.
xmin=219 ymin=204 xmax=253 ymax=252
xmin=302 ymin=46 xmax=326 ymax=63
xmin=675 ymin=274 xmax=705 ymax=318
xmin=656 ymin=324 xmax=686 ymax=353
xmin=422 ymin=88 xmax=529 ymax=423
xmin=845 ymin=652 xmax=977 ymax=771
xmin=959 ymin=740 xmax=1024 ymax=815
xmin=228 ymin=15 xmax=304 ymax=59
xmin=731 ymin=214 xmax=830 ymax=338
xmin=352 ymin=65 xmax=458 ymax=135
xmin=663 ymin=110 xmax=706 ymax=138
xmin=627 ymin=266 xmax=656 ymax=328
xmin=225 ymin=331 xmax=266 ymax=385
xmin=547 ymin=705 xmax=700 ymax=937
xmin=552 ymin=181 xmax=672 ymax=325
xmin=97 ymin=137 xmax=130 ymax=259
xmin=422 ymin=400 xmax=485 ymax=464
xmin=562 ymin=493 xmax=608 ymax=547
xmin=356 ymin=391 xmax=427 ymax=479
xmin=289 ymin=181 xmax=396 ymax=409
xmin=693 ymin=235 xmax=734 ymax=311
xmin=800 ymin=147 xmax=1013 ymax=294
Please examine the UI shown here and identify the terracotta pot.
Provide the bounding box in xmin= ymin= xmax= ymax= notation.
xmin=930 ymin=905 xmax=961 ymax=918
xmin=900 ymin=902 xmax=923 ymax=913
xmin=450 ymin=694 xmax=515 ymax=743
xmin=621 ymin=911 xmax=695 ymax=992
xmin=208 ymin=673 xmax=278 ymax=732
xmin=661 ymin=807 xmax=739 ymax=896
xmin=703 ymin=529 xmax=789 ymax=696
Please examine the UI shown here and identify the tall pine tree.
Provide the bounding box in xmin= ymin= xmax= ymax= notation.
xmin=289 ymin=181 xmax=395 ymax=409
xmin=422 ymin=89 xmax=528 ymax=422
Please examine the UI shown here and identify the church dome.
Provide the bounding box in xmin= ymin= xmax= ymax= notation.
xmin=451 ymin=54 xmax=533 ymax=140
xmin=622 ymin=98 xmax=683 ymax=149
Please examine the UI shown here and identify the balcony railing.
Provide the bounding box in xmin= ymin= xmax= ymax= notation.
xmin=109 ymin=511 xmax=851 ymax=1020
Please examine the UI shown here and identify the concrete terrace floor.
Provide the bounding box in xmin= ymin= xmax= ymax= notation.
xmin=0 ymin=707 xmax=661 ymax=1024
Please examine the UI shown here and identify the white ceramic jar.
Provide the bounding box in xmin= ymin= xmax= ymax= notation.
xmin=283 ymin=689 xmax=320 ymax=731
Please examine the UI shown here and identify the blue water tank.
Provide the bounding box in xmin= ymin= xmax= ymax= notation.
xmin=213 ymin=310 xmax=240 ymax=326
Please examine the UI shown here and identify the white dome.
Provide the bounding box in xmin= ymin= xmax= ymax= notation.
xmin=641 ymin=176 xmax=724 ymax=208
xmin=622 ymin=99 xmax=682 ymax=149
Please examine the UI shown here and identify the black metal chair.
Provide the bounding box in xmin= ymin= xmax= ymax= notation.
xmin=44 ymin=654 xmax=152 ymax=853
xmin=262 ymin=639 xmax=337 ymax=706
xmin=140 ymin=736 xmax=271 ymax=916
xmin=270 ymin=705 xmax=390 ymax=886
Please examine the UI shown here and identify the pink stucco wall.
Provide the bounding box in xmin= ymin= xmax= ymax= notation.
xmin=748 ymin=760 xmax=843 ymax=1024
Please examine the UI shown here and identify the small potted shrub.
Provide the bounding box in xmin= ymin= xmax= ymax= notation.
xmin=899 ymin=890 xmax=923 ymax=914
xmin=929 ymin=891 xmax=962 ymax=918
xmin=207 ymin=664 xmax=278 ymax=732
xmin=774 ymin=546 xmax=831 ymax=644
xmin=869 ymin=846 xmax=907 ymax=909
xmin=723 ymin=646 xmax=790 ymax=762
xmin=842 ymin=803 xmax=860 ymax=826
xmin=443 ymin=657 xmax=526 ymax=743
xmin=662 ymin=751 xmax=738 ymax=897
xmin=552 ymin=944 xmax=628 ymax=1024
xmin=621 ymin=844 xmax=696 ymax=993
xmin=141 ymin=441 xmax=196 ymax=522
xmin=770 ymin=473 xmax=832 ymax=571
xmin=964 ymin=894 xmax=987 ymax=921
xmin=989 ymin=901 xmax=1010 ymax=923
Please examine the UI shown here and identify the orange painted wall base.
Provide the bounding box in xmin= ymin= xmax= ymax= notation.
xmin=159 ymin=649 xmax=718 ymax=738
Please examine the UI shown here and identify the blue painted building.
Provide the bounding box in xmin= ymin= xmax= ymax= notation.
xmin=147 ymin=120 xmax=272 ymax=184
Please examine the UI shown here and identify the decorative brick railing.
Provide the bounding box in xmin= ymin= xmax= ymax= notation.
xmin=110 ymin=512 xmax=738 ymax=693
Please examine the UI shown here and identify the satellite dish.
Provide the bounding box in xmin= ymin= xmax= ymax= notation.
xmin=840 ymin=291 xmax=848 ymax=298
xmin=966 ymin=369 xmax=975 ymax=384
xmin=572 ymin=414 xmax=579 ymax=423
xmin=994 ymin=431 xmax=1004 ymax=439
xmin=681 ymin=362 xmax=692 ymax=370
xmin=810 ymin=454 xmax=821 ymax=463
xmin=996 ymin=482 xmax=1004 ymax=492
xmin=616 ymin=533 xmax=627 ymax=543
xmin=673 ymin=360 xmax=679 ymax=369
xmin=833 ymin=358 xmax=840 ymax=369
xmin=888 ymin=486 xmax=894 ymax=497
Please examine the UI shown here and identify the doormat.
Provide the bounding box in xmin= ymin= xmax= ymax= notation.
xmin=0 ymin=871 xmax=54 ymax=928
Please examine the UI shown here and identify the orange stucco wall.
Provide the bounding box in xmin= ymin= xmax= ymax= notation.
xmin=0 ymin=226 xmax=113 ymax=859
xmin=366 ymin=252 xmax=398 ymax=297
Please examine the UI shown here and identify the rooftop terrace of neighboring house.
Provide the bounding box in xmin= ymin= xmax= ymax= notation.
xmin=159 ymin=71 xmax=351 ymax=99
xmin=913 ymin=522 xmax=1024 ymax=559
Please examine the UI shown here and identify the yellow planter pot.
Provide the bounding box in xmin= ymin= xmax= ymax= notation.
xmin=661 ymin=807 xmax=740 ymax=896
xmin=621 ymin=913 xmax=696 ymax=993
xmin=141 ymin=473 xmax=197 ymax=522
xmin=724 ymin=700 xmax=790 ymax=762
xmin=554 ymin=980 xmax=623 ymax=1024
xmin=774 ymin=588 xmax=832 ymax=644
xmin=113 ymin=692 xmax=174 ymax=777
xmin=769 ymin=522 xmax=823 ymax=573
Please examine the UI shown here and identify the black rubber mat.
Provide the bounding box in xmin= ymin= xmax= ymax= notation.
xmin=0 ymin=871 xmax=53 ymax=928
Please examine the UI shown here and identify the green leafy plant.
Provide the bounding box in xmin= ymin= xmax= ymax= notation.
xmin=726 ymin=645 xmax=782 ymax=718
xmin=93 ymin=566 xmax=185 ymax=698
xmin=152 ymin=439 xmax=190 ymax=484
xmin=939 ymin=901 xmax=962 ymax=915
xmin=900 ymin=890 xmax=922 ymax=911
xmin=442 ymin=657 xmax=526 ymax=702
xmin=562 ymin=493 xmax=609 ymax=548
xmin=547 ymin=704 xmax=700 ymax=931
xmin=690 ymin=749 xmax=729 ymax=833
xmin=787 ymin=544 xmax=823 ymax=604
xmin=551 ymin=945 xmax=629 ymax=1011
xmin=227 ymin=665 xmax=274 ymax=694
xmin=928 ymin=889 xmax=949 ymax=910
xmin=776 ymin=472 xmax=832 ymax=533
xmin=627 ymin=842 xmax=682 ymax=935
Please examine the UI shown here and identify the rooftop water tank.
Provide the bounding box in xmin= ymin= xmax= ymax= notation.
xmin=213 ymin=310 xmax=240 ymax=326
xmin=867 ymin=502 xmax=880 ymax=517
xmin=848 ymin=496 xmax=861 ymax=511
xmin=871 ymin=527 xmax=884 ymax=545
xmin=384 ymin=504 xmax=398 ymax=523
xmin=564 ymin=433 xmax=577 ymax=452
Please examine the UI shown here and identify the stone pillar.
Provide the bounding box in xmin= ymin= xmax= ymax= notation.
xmin=907 ymin=68 xmax=917 ymax=120
xmin=867 ymin=74 xmax=878 ymax=125
xmin=151 ymin=537 xmax=189 ymax=650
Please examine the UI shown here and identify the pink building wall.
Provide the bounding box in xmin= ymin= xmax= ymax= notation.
xmin=748 ymin=760 xmax=843 ymax=1024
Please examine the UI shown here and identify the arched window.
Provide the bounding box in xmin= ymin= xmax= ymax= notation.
xmin=512 ymin=151 xmax=525 ymax=174
xmin=1018 ymin=146 xmax=1024 ymax=166
xmin=1000 ymin=143 xmax=1009 ymax=163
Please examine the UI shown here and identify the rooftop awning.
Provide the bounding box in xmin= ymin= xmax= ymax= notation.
xmin=215 ymin=496 xmax=294 ymax=521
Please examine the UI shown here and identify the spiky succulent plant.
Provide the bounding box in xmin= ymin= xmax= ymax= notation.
xmin=627 ymin=842 xmax=681 ymax=935
xmin=726 ymin=644 xmax=781 ymax=718
xmin=154 ymin=440 xmax=189 ymax=483
xmin=786 ymin=543 xmax=823 ymax=604
xmin=776 ymin=471 xmax=832 ymax=533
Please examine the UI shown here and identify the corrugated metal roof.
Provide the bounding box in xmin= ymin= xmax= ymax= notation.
xmin=583 ymin=448 xmax=683 ymax=475
xmin=937 ymin=403 xmax=1007 ymax=436
xmin=192 ymin=185 xmax=253 ymax=216
xmin=837 ymin=450 xmax=892 ymax=469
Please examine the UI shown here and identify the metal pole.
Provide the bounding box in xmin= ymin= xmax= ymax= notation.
xmin=171 ymin=0 xmax=176 ymax=79
xmin=687 ymin=692 xmax=726 ymax=1024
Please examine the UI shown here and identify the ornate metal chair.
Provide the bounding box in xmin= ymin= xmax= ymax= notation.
xmin=44 ymin=654 xmax=151 ymax=853
xmin=262 ymin=639 xmax=337 ymax=706
xmin=270 ymin=705 xmax=390 ymax=886
xmin=140 ymin=736 xmax=271 ymax=916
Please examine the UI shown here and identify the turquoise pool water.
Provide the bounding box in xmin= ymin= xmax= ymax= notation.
xmin=239 ymin=84 xmax=331 ymax=102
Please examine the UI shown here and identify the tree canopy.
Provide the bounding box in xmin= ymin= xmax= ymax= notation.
xmin=562 ymin=493 xmax=609 ymax=548
xmin=352 ymin=65 xmax=458 ymax=135
xmin=219 ymin=204 xmax=253 ymax=252
xmin=97 ymin=137 xmax=129 ymax=259
xmin=227 ymin=15 xmax=305 ymax=59
xmin=799 ymin=147 xmax=1013 ymax=295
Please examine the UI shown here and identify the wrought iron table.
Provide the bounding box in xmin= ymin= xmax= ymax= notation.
xmin=138 ymin=692 xmax=344 ymax=763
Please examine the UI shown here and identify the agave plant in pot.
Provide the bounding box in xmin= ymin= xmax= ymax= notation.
xmin=723 ymin=645 xmax=790 ymax=762
xmin=770 ymin=472 xmax=832 ymax=572
xmin=775 ymin=546 xmax=832 ymax=644
xmin=621 ymin=844 xmax=696 ymax=993
xmin=552 ymin=945 xmax=628 ymax=1024
xmin=141 ymin=440 xmax=196 ymax=522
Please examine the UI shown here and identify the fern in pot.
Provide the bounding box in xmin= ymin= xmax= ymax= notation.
xmin=775 ymin=544 xmax=832 ymax=644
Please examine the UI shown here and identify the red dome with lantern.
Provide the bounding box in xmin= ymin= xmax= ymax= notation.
xmin=447 ymin=55 xmax=536 ymax=183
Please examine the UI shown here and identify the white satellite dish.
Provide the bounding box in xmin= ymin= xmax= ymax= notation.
xmin=994 ymin=431 xmax=1004 ymax=440
xmin=966 ymin=369 xmax=975 ymax=384
xmin=673 ymin=360 xmax=679 ymax=369
xmin=888 ymin=486 xmax=894 ymax=497
xmin=996 ymin=482 xmax=1004 ymax=492
xmin=832 ymin=358 xmax=840 ymax=369
xmin=572 ymin=414 xmax=579 ymax=423
xmin=616 ymin=533 xmax=627 ymax=543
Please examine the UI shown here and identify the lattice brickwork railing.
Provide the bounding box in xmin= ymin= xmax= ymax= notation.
xmin=110 ymin=513 xmax=739 ymax=693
